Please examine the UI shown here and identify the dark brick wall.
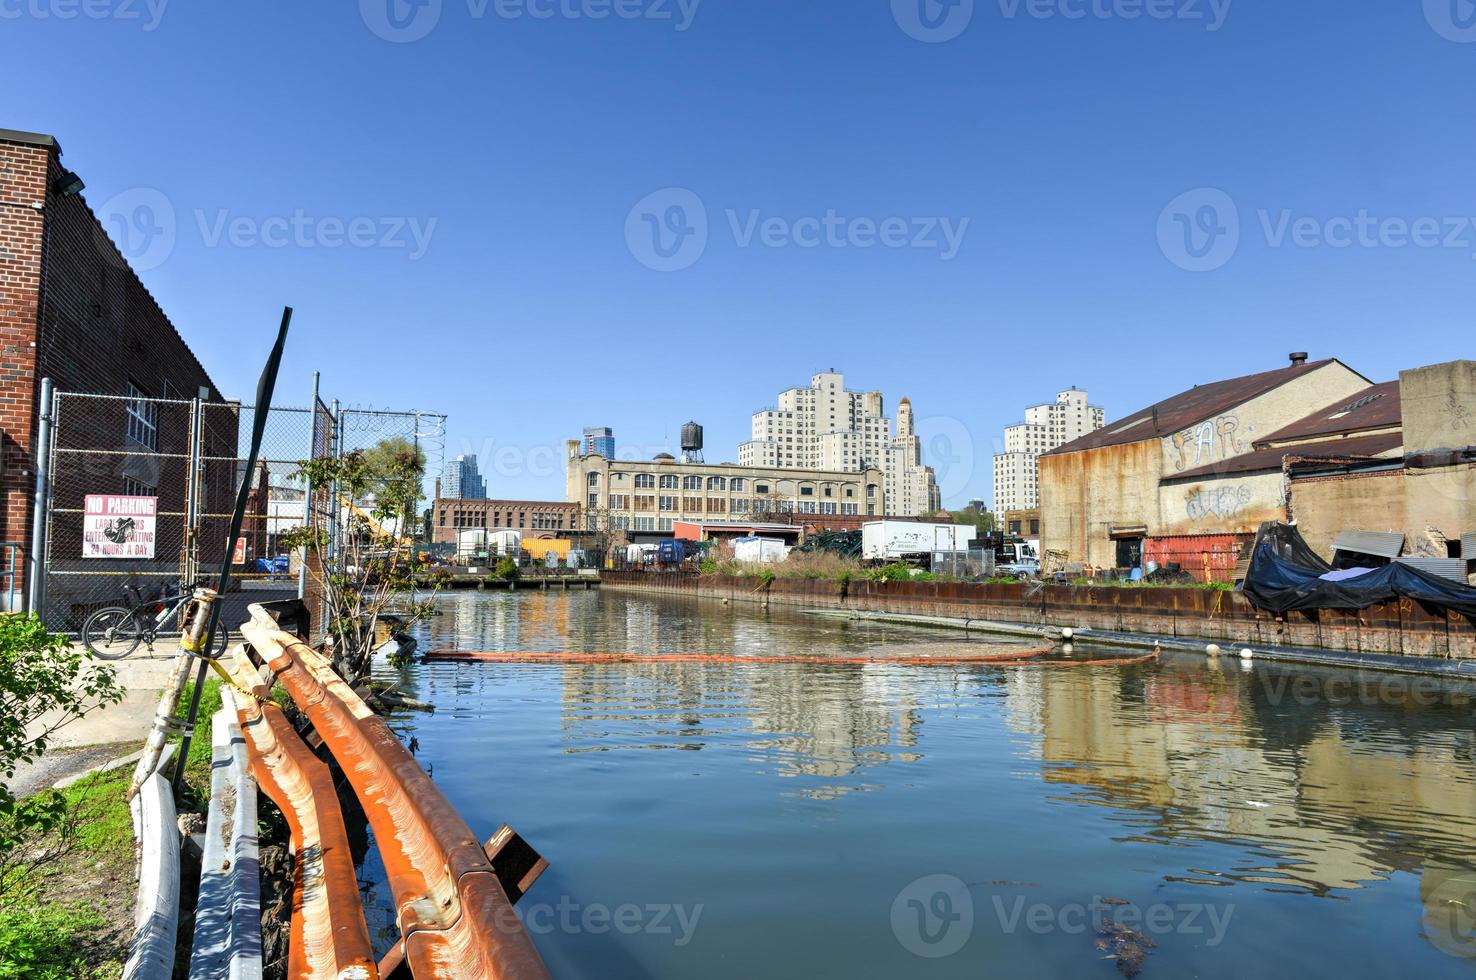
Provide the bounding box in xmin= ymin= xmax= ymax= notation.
xmin=1 ymin=132 xmax=224 ymax=608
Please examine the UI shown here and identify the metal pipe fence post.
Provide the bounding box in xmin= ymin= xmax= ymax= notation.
xmin=27 ymin=378 xmax=54 ymax=618
xmin=183 ymin=395 xmax=204 ymax=588
xmin=298 ymin=372 xmax=320 ymax=600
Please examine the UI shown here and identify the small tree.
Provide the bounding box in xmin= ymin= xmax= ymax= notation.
xmin=0 ymin=615 xmax=122 ymax=894
xmin=283 ymin=441 xmax=441 ymax=681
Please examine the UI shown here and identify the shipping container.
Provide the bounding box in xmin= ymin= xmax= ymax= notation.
xmin=733 ymin=537 xmax=789 ymax=563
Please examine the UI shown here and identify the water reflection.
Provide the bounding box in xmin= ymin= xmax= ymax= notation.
xmin=391 ymin=590 xmax=1476 ymax=974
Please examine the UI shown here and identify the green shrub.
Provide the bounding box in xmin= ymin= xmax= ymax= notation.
xmin=493 ymin=556 xmax=520 ymax=581
xmin=0 ymin=616 xmax=121 ymax=887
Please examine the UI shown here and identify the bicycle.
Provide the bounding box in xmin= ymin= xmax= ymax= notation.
xmin=80 ymin=581 xmax=232 ymax=660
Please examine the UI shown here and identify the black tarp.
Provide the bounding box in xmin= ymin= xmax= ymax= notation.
xmin=1242 ymin=522 xmax=1476 ymax=618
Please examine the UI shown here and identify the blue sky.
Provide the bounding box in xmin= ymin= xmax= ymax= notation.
xmin=6 ymin=0 xmax=1475 ymax=506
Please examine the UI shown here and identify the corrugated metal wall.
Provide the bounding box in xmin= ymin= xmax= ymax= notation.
xmin=1144 ymin=533 xmax=1254 ymax=583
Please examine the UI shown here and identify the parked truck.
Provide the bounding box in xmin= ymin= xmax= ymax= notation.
xmin=861 ymin=521 xmax=977 ymax=562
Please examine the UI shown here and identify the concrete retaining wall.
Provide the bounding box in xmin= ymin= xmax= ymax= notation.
xmin=600 ymin=572 xmax=1476 ymax=661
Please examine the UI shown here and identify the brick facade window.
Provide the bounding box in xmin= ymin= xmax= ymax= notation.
xmin=126 ymin=382 xmax=158 ymax=450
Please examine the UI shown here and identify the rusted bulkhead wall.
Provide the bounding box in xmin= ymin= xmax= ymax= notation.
xmin=600 ymin=572 xmax=1476 ymax=661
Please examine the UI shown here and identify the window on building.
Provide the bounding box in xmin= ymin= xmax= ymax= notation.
xmin=1030 ymin=520 xmax=1040 ymax=535
xmin=731 ymin=478 xmax=746 ymax=492
xmin=587 ymin=472 xmax=600 ymax=487
xmin=706 ymin=476 xmax=726 ymax=491
xmin=755 ymin=484 xmax=769 ymax=495
xmin=683 ymin=475 xmax=702 ymax=490
xmin=634 ymin=473 xmax=656 ymax=489
xmin=707 ymin=498 xmax=726 ymax=513
xmin=660 ymin=474 xmax=678 ymax=489
xmin=634 ymin=517 xmax=656 ymax=531
xmin=126 ymin=382 xmax=158 ymax=450
xmin=660 ymin=496 xmax=676 ymax=511
xmin=633 ymin=495 xmax=656 ymax=511
xmin=123 ymin=475 xmax=155 ymax=497
xmin=587 ymin=492 xmax=598 ymax=509
xmin=658 ymin=518 xmax=673 ymax=531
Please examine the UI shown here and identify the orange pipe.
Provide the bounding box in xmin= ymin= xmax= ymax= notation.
xmin=242 ymin=609 xmax=550 ymax=980
xmin=224 ymin=650 xmax=378 ymax=980
xmin=422 ymin=645 xmax=1057 ymax=666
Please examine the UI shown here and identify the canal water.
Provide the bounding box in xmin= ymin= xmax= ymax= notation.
xmin=362 ymin=589 xmax=1476 ymax=978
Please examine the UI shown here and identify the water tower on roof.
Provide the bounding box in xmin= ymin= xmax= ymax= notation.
xmin=680 ymin=421 xmax=704 ymax=464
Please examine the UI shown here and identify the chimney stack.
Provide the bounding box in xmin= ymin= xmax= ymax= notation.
xmin=1289 ymin=352 xmax=1309 ymax=366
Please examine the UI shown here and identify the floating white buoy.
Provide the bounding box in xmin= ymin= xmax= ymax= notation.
xmin=1205 ymin=643 xmax=1222 ymax=656
xmin=1061 ymin=627 xmax=1075 ymax=640
xmin=1240 ymin=648 xmax=1254 ymax=660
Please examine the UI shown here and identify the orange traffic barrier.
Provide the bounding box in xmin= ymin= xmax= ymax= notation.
xmin=224 ymin=649 xmax=378 ymax=980
xmin=241 ymin=607 xmax=550 ymax=980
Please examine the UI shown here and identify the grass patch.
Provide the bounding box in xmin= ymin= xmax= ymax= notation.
xmin=0 ymin=902 xmax=110 ymax=979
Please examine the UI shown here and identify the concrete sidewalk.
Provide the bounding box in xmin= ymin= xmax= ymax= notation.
xmin=8 ymin=649 xmax=181 ymax=797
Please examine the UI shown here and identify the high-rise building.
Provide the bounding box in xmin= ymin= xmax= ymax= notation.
xmin=738 ymin=371 xmax=938 ymax=516
xmin=443 ymin=453 xmax=487 ymax=500
xmin=992 ymin=387 xmax=1104 ymax=513
xmin=582 ymin=426 xmax=615 ymax=459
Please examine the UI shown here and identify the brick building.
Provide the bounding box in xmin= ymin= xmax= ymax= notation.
xmin=431 ymin=498 xmax=581 ymax=547
xmin=1 ymin=128 xmax=224 ymax=611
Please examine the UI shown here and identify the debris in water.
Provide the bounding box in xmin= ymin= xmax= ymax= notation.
xmin=1096 ymin=915 xmax=1157 ymax=978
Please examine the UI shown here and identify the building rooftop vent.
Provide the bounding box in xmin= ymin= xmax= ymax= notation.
xmin=1289 ymin=351 xmax=1309 ymax=365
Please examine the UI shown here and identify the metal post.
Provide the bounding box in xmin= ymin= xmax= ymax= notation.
xmin=298 ymin=372 xmax=320 ymax=600
xmin=28 ymin=378 xmax=54 ymax=617
xmin=183 ymin=395 xmax=204 ymax=588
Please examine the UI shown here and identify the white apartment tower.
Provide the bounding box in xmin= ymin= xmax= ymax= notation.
xmin=992 ymin=387 xmax=1104 ymax=513
xmin=739 ymin=371 xmax=939 ymax=516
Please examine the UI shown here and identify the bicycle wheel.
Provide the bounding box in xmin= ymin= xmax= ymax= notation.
xmin=211 ymin=625 xmax=232 ymax=657
xmin=82 ymin=607 xmax=142 ymax=660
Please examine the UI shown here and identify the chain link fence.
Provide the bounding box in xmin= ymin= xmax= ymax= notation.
xmin=37 ymin=385 xmax=445 ymax=638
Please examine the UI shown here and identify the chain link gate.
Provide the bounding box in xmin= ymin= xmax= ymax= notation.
xmin=38 ymin=383 xmax=445 ymax=638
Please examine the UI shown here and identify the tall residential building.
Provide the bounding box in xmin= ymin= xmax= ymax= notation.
xmin=443 ymin=453 xmax=487 ymax=499
xmin=884 ymin=397 xmax=942 ymax=517
xmin=738 ymin=370 xmax=938 ymax=515
xmin=992 ymin=387 xmax=1104 ymax=513
xmin=582 ymin=426 xmax=615 ymax=458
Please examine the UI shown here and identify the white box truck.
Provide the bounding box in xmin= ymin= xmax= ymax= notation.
xmin=862 ymin=521 xmax=977 ymax=561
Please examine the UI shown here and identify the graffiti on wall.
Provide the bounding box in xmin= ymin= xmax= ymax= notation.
xmin=1170 ymin=415 xmax=1245 ymax=472
xmin=1185 ymin=485 xmax=1253 ymax=522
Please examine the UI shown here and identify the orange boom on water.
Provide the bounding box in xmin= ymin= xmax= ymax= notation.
xmin=421 ymin=645 xmax=1161 ymax=668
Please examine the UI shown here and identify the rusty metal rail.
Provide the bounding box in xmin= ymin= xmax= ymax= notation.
xmin=222 ymin=649 xmax=378 ymax=980
xmin=241 ymin=606 xmax=551 ymax=980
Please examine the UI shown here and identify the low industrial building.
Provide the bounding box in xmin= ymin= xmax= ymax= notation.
xmin=1039 ymin=355 xmax=1372 ymax=576
xmin=567 ymin=441 xmax=885 ymax=535
xmin=431 ymin=497 xmax=580 ymax=547
xmin=1040 ymin=353 xmax=1476 ymax=580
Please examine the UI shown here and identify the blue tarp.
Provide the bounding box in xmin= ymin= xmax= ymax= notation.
xmin=1242 ymin=523 xmax=1476 ymax=617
